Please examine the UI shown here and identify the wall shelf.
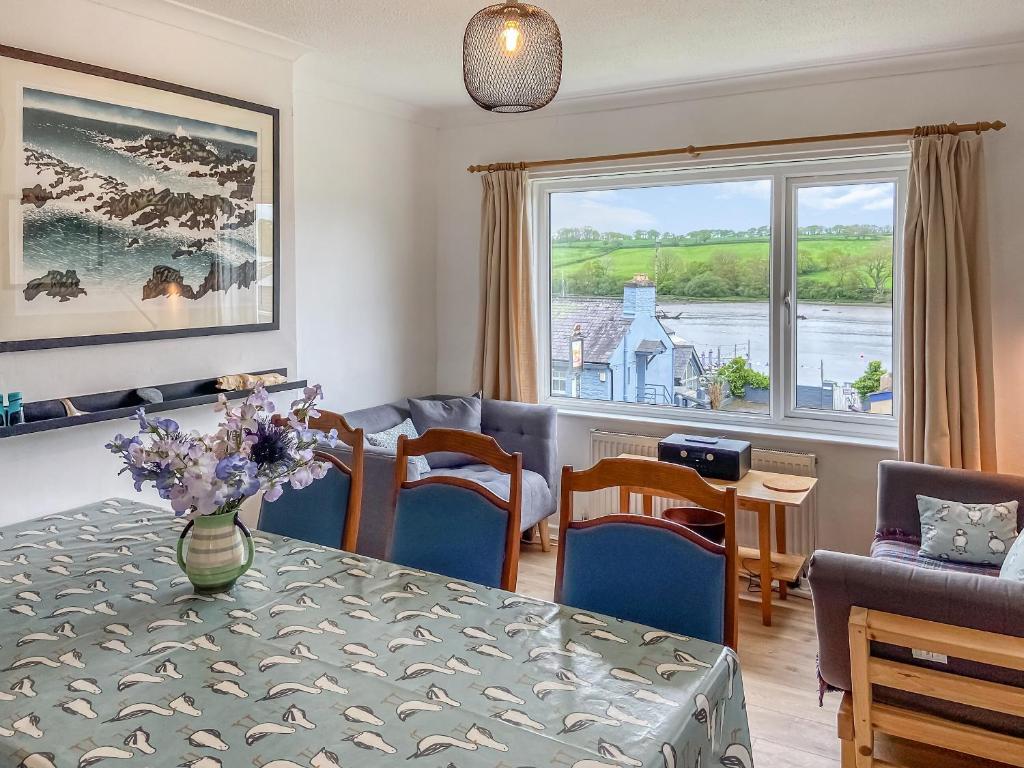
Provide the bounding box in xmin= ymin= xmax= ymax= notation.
xmin=0 ymin=369 xmax=306 ymax=439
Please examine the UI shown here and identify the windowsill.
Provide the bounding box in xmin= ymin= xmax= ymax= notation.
xmin=550 ymin=399 xmax=899 ymax=451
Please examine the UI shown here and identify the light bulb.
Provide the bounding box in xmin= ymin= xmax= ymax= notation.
xmin=500 ymin=19 xmax=522 ymax=54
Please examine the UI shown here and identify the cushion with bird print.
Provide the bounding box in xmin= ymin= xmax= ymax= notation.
xmin=999 ymin=531 xmax=1024 ymax=582
xmin=365 ymin=418 xmax=431 ymax=475
xmin=917 ymin=495 xmax=1019 ymax=566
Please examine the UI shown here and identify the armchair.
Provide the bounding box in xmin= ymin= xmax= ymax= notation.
xmin=808 ymin=460 xmax=1024 ymax=753
xmin=318 ymin=395 xmax=557 ymax=560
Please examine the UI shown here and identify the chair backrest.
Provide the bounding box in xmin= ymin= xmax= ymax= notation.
xmin=555 ymin=457 xmax=738 ymax=648
xmin=258 ymin=412 xmax=363 ymax=551
xmin=391 ymin=428 xmax=522 ymax=590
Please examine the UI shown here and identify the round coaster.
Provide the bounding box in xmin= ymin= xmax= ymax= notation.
xmin=762 ymin=475 xmax=814 ymax=493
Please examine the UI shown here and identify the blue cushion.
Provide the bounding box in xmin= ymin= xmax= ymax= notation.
xmin=258 ymin=467 xmax=352 ymax=549
xmin=917 ymin=494 xmax=1019 ymax=566
xmin=561 ymin=522 xmax=725 ymax=642
xmin=390 ymin=483 xmax=508 ymax=588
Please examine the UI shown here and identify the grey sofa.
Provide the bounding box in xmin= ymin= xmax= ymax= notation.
xmin=808 ymin=459 xmax=1024 ymax=734
xmin=322 ymin=395 xmax=558 ymax=560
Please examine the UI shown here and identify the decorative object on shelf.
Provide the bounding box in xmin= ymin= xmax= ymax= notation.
xmin=0 ymin=45 xmax=280 ymax=353
xmin=0 ymin=368 xmax=304 ymax=439
xmin=136 ymin=387 xmax=164 ymax=404
xmin=2 ymin=392 xmax=24 ymax=426
xmin=106 ymin=384 xmax=335 ymax=592
xmin=60 ymin=398 xmax=88 ymax=417
xmin=463 ymin=0 xmax=562 ymax=113
xmin=216 ymin=372 xmax=287 ymax=391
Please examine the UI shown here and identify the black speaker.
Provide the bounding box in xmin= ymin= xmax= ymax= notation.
xmin=657 ymin=433 xmax=751 ymax=482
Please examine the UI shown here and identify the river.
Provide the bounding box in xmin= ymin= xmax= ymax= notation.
xmin=657 ymin=301 xmax=893 ymax=386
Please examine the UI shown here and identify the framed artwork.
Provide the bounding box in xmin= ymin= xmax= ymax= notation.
xmin=0 ymin=45 xmax=279 ymax=352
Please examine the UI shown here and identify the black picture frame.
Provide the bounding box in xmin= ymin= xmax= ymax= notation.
xmin=0 ymin=44 xmax=280 ymax=353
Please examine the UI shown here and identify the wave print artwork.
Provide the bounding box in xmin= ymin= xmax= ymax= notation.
xmin=19 ymin=88 xmax=261 ymax=307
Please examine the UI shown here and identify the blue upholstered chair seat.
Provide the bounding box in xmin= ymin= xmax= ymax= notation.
xmin=259 ymin=468 xmax=352 ymax=549
xmin=390 ymin=482 xmax=510 ymax=587
xmin=560 ymin=522 xmax=726 ymax=641
xmin=426 ymin=465 xmax=553 ymax=531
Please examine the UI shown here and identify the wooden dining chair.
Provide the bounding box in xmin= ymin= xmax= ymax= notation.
xmin=258 ymin=412 xmax=363 ymax=551
xmin=555 ymin=457 xmax=739 ymax=649
xmin=391 ymin=428 xmax=522 ymax=590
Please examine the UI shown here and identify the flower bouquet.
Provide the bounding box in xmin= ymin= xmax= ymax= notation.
xmin=106 ymin=384 xmax=335 ymax=591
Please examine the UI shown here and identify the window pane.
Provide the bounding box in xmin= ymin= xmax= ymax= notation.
xmin=794 ymin=182 xmax=896 ymax=415
xmin=550 ymin=181 xmax=771 ymax=414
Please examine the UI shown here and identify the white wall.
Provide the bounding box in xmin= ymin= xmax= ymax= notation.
xmin=293 ymin=57 xmax=439 ymax=413
xmin=435 ymin=47 xmax=1024 ymax=554
xmin=0 ymin=2 xmax=443 ymax=523
xmin=0 ymin=0 xmax=300 ymax=521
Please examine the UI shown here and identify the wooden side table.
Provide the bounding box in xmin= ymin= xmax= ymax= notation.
xmin=616 ymin=453 xmax=817 ymax=627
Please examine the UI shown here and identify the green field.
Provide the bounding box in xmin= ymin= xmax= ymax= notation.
xmin=551 ymin=237 xmax=894 ymax=303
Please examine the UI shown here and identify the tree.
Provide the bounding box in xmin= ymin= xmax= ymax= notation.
xmin=853 ymin=360 xmax=887 ymax=399
xmin=653 ymin=247 xmax=677 ymax=295
xmin=683 ymin=272 xmax=730 ymax=298
xmin=861 ymin=251 xmax=892 ymax=301
xmin=567 ymin=258 xmax=618 ymax=296
xmin=718 ymin=357 xmax=770 ymax=397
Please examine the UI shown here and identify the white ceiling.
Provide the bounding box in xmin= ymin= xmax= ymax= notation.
xmin=170 ymin=0 xmax=1024 ymax=110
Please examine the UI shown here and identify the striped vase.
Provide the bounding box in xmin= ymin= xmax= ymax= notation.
xmin=176 ymin=511 xmax=255 ymax=593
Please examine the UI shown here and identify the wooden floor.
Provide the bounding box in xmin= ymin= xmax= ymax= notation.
xmin=518 ymin=543 xmax=843 ymax=768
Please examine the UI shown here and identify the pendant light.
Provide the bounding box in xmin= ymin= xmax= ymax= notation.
xmin=463 ymin=0 xmax=562 ymax=113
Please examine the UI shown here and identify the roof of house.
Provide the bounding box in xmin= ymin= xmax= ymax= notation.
xmin=673 ymin=342 xmax=703 ymax=384
xmin=551 ymin=295 xmax=633 ymax=364
xmin=636 ymin=339 xmax=667 ymax=355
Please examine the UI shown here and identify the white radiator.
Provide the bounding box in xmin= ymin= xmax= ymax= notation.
xmin=587 ymin=429 xmax=818 ymax=556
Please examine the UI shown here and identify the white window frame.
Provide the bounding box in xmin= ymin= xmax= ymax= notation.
xmin=532 ymin=151 xmax=908 ymax=442
xmin=551 ymin=367 xmax=568 ymax=396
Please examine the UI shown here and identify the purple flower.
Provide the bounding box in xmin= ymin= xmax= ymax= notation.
xmin=247 ymin=419 xmax=296 ymax=467
xmin=131 ymin=408 xmax=179 ymax=434
xmin=109 ymin=382 xmax=330 ymax=516
xmin=215 ymin=454 xmax=251 ymax=481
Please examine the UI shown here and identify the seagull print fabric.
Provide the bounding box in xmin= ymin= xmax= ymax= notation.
xmin=0 ymin=499 xmax=751 ymax=768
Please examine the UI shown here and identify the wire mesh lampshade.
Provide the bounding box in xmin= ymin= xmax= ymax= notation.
xmin=463 ymin=1 xmax=562 ymax=113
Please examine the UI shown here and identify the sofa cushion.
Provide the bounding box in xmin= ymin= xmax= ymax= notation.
xmin=1000 ymin=532 xmax=1024 ymax=582
xmin=917 ymin=495 xmax=1018 ymax=566
xmin=409 ymin=394 xmax=482 ymax=469
xmin=426 ymin=464 xmax=554 ymax=531
xmin=365 ymin=418 xmax=430 ymax=475
xmin=871 ymin=538 xmax=1000 ymax=577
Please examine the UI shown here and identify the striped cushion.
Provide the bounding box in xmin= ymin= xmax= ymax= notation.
xmin=871 ymin=538 xmax=1000 ymax=577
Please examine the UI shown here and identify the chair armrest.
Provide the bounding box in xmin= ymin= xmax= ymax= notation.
xmin=481 ymin=399 xmax=558 ymax=492
xmin=807 ymin=549 xmax=1024 ymax=693
xmin=877 ymin=460 xmax=1024 ymax=539
xmin=319 ymin=443 xmax=421 ymax=559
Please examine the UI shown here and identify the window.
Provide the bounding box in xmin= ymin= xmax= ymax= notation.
xmin=535 ymin=154 xmax=906 ymax=436
xmin=551 ymin=367 xmax=568 ymax=396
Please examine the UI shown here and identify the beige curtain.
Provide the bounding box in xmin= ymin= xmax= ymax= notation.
xmin=900 ymin=132 xmax=996 ymax=470
xmin=476 ymin=167 xmax=538 ymax=403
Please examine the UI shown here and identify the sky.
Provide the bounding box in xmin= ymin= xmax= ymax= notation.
xmin=550 ymin=179 xmax=896 ymax=234
xmin=24 ymin=88 xmax=258 ymax=147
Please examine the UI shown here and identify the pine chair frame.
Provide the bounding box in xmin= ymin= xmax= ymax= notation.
xmin=394 ymin=428 xmax=523 ymax=591
xmin=840 ymin=607 xmax=1024 ymax=768
xmin=556 ymin=457 xmax=739 ymax=649
xmin=305 ymin=410 xmax=364 ymax=552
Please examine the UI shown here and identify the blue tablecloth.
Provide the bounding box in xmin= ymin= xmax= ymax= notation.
xmin=0 ymin=499 xmax=752 ymax=767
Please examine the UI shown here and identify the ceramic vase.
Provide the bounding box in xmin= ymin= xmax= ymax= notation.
xmin=176 ymin=510 xmax=254 ymax=592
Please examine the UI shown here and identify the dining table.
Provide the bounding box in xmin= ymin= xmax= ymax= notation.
xmin=0 ymin=498 xmax=752 ymax=768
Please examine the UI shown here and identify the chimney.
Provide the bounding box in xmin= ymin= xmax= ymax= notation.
xmin=623 ymin=274 xmax=656 ymax=318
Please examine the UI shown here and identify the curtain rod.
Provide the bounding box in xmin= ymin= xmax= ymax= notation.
xmin=466 ymin=120 xmax=1007 ymax=173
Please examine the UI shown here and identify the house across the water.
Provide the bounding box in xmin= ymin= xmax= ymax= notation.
xmin=550 ymin=275 xmax=706 ymax=406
